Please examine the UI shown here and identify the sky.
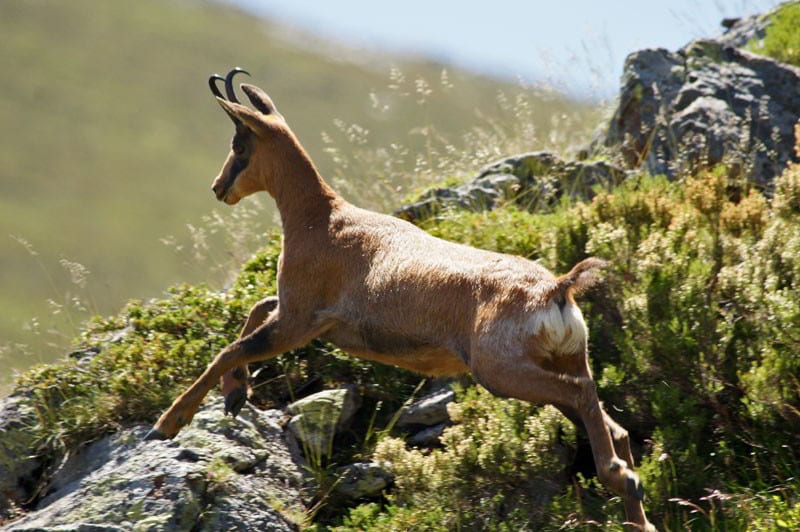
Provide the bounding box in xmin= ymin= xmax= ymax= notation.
xmin=232 ymin=0 xmax=782 ymax=99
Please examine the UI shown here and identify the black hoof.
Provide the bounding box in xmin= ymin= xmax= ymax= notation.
xmin=144 ymin=428 xmax=169 ymax=441
xmin=626 ymin=474 xmax=645 ymax=501
xmin=224 ymin=387 xmax=247 ymax=418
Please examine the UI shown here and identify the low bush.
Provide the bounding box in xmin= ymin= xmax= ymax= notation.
xmin=748 ymin=1 xmax=800 ymax=67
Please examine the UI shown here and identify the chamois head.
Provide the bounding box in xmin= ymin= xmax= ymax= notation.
xmin=209 ymin=68 xmax=290 ymax=205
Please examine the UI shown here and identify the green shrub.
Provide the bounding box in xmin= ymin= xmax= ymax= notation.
xmin=17 ymin=282 xmax=241 ymax=451
xmin=748 ymin=2 xmax=800 ymax=67
xmin=338 ymin=387 xmax=577 ymax=531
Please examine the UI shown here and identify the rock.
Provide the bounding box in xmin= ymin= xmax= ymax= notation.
xmin=286 ymin=387 xmax=361 ymax=458
xmin=7 ymin=525 xmax=127 ymax=531
xmin=333 ymin=462 xmax=393 ymax=500
xmin=600 ymin=48 xmax=685 ymax=170
xmin=4 ymin=396 xmax=304 ymax=531
xmin=598 ymin=5 xmax=800 ymax=186
xmin=716 ymin=10 xmax=771 ymax=48
xmin=0 ymin=393 xmax=43 ymax=521
xmin=396 ymin=389 xmax=455 ymax=428
xmin=69 ymin=327 xmax=133 ymax=363
xmin=407 ymin=423 xmax=447 ymax=447
xmin=395 ymin=152 xmax=625 ymax=222
xmin=393 ymin=174 xmax=520 ymax=221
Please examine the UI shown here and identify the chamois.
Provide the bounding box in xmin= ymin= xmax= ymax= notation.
xmin=147 ymin=68 xmax=654 ymax=530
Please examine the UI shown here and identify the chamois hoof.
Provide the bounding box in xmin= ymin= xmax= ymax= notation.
xmin=144 ymin=428 xmax=169 ymax=441
xmin=625 ymin=472 xmax=645 ymax=502
xmin=224 ymin=387 xmax=247 ymax=418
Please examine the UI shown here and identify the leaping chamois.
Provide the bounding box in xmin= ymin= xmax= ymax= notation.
xmin=148 ymin=68 xmax=655 ymax=531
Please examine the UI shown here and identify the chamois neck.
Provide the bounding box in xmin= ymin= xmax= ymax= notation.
xmin=268 ymin=138 xmax=340 ymax=231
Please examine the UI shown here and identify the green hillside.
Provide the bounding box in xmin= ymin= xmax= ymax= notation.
xmin=0 ymin=0 xmax=596 ymax=385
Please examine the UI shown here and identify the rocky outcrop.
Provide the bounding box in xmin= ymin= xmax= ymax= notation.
xmin=596 ymin=4 xmax=800 ymax=186
xmin=333 ymin=462 xmax=393 ymax=500
xmin=716 ymin=9 xmax=771 ymax=48
xmin=396 ymin=5 xmax=800 ymax=225
xmin=396 ymin=389 xmax=454 ymax=428
xmin=0 ymin=383 xmax=405 ymax=530
xmin=3 ymin=397 xmax=305 ymax=531
xmin=286 ymin=387 xmax=361 ymax=459
xmin=395 ymin=151 xmax=626 ymax=221
xmin=394 ymin=389 xmax=456 ymax=448
xmin=0 ymin=395 xmax=42 ymax=522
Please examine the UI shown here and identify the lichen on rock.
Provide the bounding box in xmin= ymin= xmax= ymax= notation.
xmin=4 ymin=397 xmax=304 ymax=531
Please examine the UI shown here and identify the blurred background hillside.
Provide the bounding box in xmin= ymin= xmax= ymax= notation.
xmin=0 ymin=0 xmax=596 ymax=385
xmin=0 ymin=0 xmax=781 ymax=388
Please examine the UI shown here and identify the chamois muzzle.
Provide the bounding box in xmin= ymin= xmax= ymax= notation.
xmin=208 ymin=67 xmax=250 ymax=104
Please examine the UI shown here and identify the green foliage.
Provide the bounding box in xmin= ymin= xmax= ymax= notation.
xmin=579 ymin=165 xmax=800 ymax=528
xmin=733 ymin=487 xmax=800 ymax=531
xmin=337 ymin=387 xmax=575 ymax=531
xmin=748 ymin=2 xmax=800 ymax=67
xmin=419 ymin=206 xmax=548 ymax=260
xmin=332 ymin=501 xmax=449 ymax=531
xmin=16 ymin=278 xmax=246 ymax=452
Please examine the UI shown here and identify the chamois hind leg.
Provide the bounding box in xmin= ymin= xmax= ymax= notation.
xmin=602 ymin=411 xmax=653 ymax=530
xmin=556 ymin=404 xmax=653 ymax=531
xmin=221 ymin=296 xmax=279 ymax=417
xmin=146 ymin=309 xmax=328 ymax=440
xmin=556 ymin=405 xmax=639 ymax=478
xmin=471 ymin=351 xmax=654 ymax=531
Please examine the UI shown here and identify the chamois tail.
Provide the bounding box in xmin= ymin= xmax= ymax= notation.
xmin=552 ymin=257 xmax=608 ymax=306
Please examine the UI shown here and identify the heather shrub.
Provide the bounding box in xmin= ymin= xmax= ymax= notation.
xmin=348 ymin=387 xmax=575 ymax=531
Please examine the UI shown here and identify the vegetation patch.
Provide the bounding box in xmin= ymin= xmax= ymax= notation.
xmin=11 ymin=152 xmax=800 ymax=529
xmin=747 ymin=1 xmax=800 ymax=67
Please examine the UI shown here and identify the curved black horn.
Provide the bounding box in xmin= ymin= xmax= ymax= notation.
xmin=208 ymin=74 xmax=226 ymax=99
xmin=224 ymin=67 xmax=250 ymax=103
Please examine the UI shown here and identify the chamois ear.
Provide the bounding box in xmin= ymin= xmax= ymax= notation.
xmin=216 ymin=97 xmax=264 ymax=135
xmin=241 ymin=84 xmax=283 ymax=119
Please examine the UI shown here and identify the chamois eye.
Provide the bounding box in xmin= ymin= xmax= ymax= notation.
xmin=232 ymin=139 xmax=246 ymax=155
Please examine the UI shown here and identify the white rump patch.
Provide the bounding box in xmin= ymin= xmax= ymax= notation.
xmin=530 ymin=301 xmax=588 ymax=355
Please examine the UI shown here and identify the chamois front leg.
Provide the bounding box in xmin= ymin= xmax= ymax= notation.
xmin=146 ymin=310 xmax=327 ymax=440
xmin=221 ymin=296 xmax=279 ymax=417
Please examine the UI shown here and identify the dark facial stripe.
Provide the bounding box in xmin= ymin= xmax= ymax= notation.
xmin=229 ymin=154 xmax=249 ymax=185
xmin=219 ymin=128 xmax=252 ymax=197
